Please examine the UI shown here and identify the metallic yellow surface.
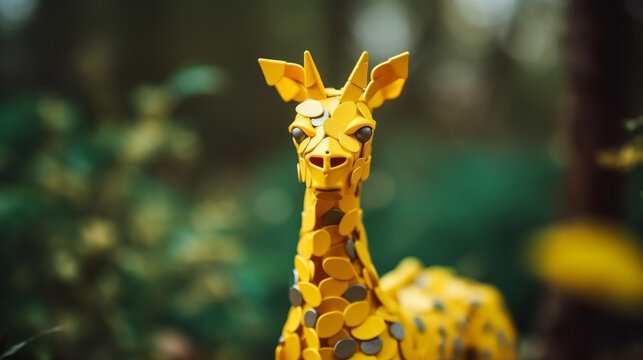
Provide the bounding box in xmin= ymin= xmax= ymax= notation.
xmin=259 ymin=51 xmax=517 ymax=359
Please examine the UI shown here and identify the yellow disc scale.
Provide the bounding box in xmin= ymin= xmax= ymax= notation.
xmin=302 ymin=348 xmax=323 ymax=360
xmin=351 ymin=316 xmax=385 ymax=340
xmin=299 ymin=281 xmax=322 ymax=307
xmin=323 ymin=257 xmax=355 ymax=280
xmin=284 ymin=306 xmax=302 ymax=332
xmin=343 ymin=301 xmax=370 ymax=327
xmin=316 ymin=311 xmax=345 ymax=338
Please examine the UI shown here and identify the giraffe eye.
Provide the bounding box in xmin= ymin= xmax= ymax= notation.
xmin=291 ymin=127 xmax=307 ymax=144
xmin=355 ymin=126 xmax=373 ymax=143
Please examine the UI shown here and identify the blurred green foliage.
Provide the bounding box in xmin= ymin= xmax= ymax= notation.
xmin=0 ymin=69 xmax=264 ymax=358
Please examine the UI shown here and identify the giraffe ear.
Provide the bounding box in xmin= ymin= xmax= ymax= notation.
xmin=362 ymin=52 xmax=409 ymax=109
xmin=258 ymin=58 xmax=308 ymax=102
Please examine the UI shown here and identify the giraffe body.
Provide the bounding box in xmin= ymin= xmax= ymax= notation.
xmin=259 ymin=51 xmax=516 ymax=360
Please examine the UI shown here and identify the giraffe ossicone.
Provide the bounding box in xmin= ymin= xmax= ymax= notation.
xmin=259 ymin=51 xmax=516 ymax=360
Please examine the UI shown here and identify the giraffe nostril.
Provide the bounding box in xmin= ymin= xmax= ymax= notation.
xmin=310 ymin=156 xmax=324 ymax=168
xmin=330 ymin=157 xmax=346 ymax=168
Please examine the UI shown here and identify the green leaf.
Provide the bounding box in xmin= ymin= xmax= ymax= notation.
xmin=1 ymin=326 xmax=62 ymax=359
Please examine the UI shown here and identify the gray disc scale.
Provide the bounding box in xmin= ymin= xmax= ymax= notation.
xmin=323 ymin=208 xmax=344 ymax=225
xmin=311 ymin=108 xmax=329 ymax=127
xmin=360 ymin=336 xmax=383 ymax=355
xmin=389 ymin=321 xmax=405 ymax=341
xmin=345 ymin=238 xmax=356 ymax=259
xmin=289 ymin=286 xmax=303 ymax=306
xmin=333 ymin=337 xmax=357 ymax=359
xmin=342 ymin=284 xmax=368 ymax=302
xmin=414 ymin=316 xmax=425 ymax=332
xmin=304 ymin=309 xmax=318 ymax=327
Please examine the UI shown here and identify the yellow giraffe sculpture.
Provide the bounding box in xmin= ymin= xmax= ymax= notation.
xmin=258 ymin=51 xmax=516 ymax=360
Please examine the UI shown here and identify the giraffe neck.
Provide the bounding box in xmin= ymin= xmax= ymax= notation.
xmin=290 ymin=185 xmax=381 ymax=309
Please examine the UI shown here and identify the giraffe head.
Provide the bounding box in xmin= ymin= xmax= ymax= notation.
xmin=258 ymin=51 xmax=409 ymax=200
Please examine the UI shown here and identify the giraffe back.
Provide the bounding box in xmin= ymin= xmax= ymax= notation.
xmin=381 ymin=258 xmax=517 ymax=359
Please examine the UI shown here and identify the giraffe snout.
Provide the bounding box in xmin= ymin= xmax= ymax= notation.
xmin=308 ymin=156 xmax=347 ymax=170
xmin=305 ymin=137 xmax=354 ymax=191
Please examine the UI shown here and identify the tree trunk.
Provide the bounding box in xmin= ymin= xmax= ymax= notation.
xmin=563 ymin=0 xmax=629 ymax=220
xmin=542 ymin=1 xmax=632 ymax=359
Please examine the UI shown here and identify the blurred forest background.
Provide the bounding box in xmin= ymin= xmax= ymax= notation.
xmin=0 ymin=0 xmax=642 ymax=359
